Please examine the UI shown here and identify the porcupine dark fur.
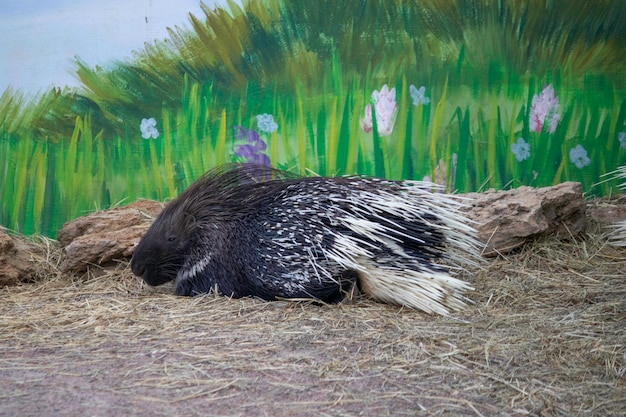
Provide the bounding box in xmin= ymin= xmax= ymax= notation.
xmin=130 ymin=163 xmax=481 ymax=314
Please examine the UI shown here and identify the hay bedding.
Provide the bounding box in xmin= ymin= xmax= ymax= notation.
xmin=1 ymin=213 xmax=625 ymax=416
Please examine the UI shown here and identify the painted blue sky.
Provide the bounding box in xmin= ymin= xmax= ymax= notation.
xmin=0 ymin=0 xmax=233 ymax=94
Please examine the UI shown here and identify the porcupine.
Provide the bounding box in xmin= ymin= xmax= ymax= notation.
xmin=130 ymin=163 xmax=482 ymax=315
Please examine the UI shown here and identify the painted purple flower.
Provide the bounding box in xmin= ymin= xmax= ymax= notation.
xmin=233 ymin=126 xmax=271 ymax=166
xmin=511 ymin=137 xmax=530 ymax=161
xmin=618 ymin=131 xmax=626 ymax=150
xmin=234 ymin=144 xmax=271 ymax=166
xmin=529 ymin=84 xmax=561 ymax=134
xmin=234 ymin=126 xmax=263 ymax=147
xmin=569 ymin=144 xmax=591 ymax=169
xmin=360 ymin=84 xmax=397 ymax=136
xmin=140 ymin=117 xmax=159 ymax=139
xmin=256 ymin=113 xmax=278 ymax=134
xmin=409 ymin=85 xmax=430 ymax=106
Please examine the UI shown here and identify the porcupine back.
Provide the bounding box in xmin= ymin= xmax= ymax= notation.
xmin=133 ymin=164 xmax=482 ymax=315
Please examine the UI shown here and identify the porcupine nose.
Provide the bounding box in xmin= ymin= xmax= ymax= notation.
xmin=130 ymin=258 xmax=145 ymax=278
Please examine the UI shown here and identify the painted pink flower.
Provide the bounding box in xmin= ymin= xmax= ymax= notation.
xmin=360 ymin=84 xmax=397 ymax=136
xmin=529 ymin=84 xmax=561 ymax=134
xmin=360 ymin=104 xmax=373 ymax=133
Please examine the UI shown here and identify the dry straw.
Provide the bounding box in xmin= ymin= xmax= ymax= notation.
xmin=1 ymin=201 xmax=625 ymax=416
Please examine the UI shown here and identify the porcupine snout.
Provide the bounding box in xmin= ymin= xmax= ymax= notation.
xmin=130 ymin=258 xmax=145 ymax=277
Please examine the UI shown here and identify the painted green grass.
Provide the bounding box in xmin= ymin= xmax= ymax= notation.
xmin=2 ymin=68 xmax=625 ymax=236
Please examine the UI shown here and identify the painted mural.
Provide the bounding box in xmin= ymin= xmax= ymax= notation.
xmin=1 ymin=0 xmax=625 ymax=236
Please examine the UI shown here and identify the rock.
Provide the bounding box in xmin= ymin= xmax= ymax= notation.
xmin=58 ymin=199 xmax=164 ymax=273
xmin=464 ymin=182 xmax=587 ymax=256
xmin=587 ymin=198 xmax=626 ymax=247
xmin=586 ymin=199 xmax=626 ymax=226
xmin=0 ymin=229 xmax=38 ymax=286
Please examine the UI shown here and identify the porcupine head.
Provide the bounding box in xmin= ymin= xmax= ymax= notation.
xmin=129 ymin=167 xmax=241 ymax=291
xmin=130 ymin=165 xmax=274 ymax=297
xmin=130 ymin=199 xmax=197 ymax=288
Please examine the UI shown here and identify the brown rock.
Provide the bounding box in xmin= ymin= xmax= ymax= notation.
xmin=464 ymin=182 xmax=587 ymax=256
xmin=586 ymin=199 xmax=626 ymax=225
xmin=58 ymin=199 xmax=164 ymax=273
xmin=0 ymin=229 xmax=38 ymax=286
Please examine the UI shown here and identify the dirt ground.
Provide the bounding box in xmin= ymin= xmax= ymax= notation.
xmin=1 ymin=205 xmax=625 ymax=417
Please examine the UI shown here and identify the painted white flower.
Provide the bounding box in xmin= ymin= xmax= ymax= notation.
xmin=140 ymin=117 xmax=159 ymax=139
xmin=511 ymin=137 xmax=530 ymax=161
xmin=256 ymin=113 xmax=278 ymax=134
xmin=618 ymin=131 xmax=626 ymax=150
xmin=529 ymin=84 xmax=560 ymax=134
xmin=569 ymin=144 xmax=591 ymax=169
xmin=360 ymin=84 xmax=397 ymax=136
xmin=409 ymin=85 xmax=430 ymax=106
